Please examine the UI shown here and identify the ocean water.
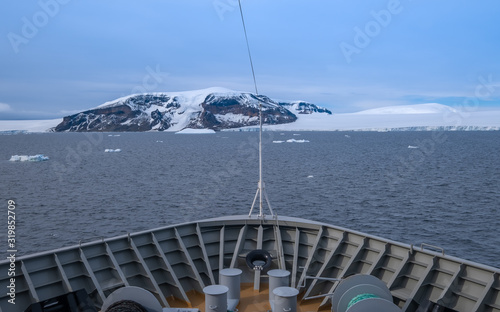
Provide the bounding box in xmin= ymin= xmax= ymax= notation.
xmin=1 ymin=131 xmax=499 ymax=268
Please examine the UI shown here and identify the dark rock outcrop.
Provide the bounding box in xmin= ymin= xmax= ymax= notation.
xmin=279 ymin=101 xmax=332 ymax=115
xmin=53 ymin=89 xmax=330 ymax=132
xmin=54 ymin=104 xmax=150 ymax=132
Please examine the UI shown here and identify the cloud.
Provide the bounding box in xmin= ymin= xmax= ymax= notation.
xmin=0 ymin=103 xmax=11 ymax=112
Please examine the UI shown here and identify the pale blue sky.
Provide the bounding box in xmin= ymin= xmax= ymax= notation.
xmin=1 ymin=0 xmax=499 ymax=119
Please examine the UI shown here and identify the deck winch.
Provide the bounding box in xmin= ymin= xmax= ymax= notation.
xmin=105 ymin=300 xmax=148 ymax=312
xmin=100 ymin=286 xmax=163 ymax=312
xmin=331 ymin=275 xmax=401 ymax=312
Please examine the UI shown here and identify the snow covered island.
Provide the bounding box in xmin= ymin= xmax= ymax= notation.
xmin=51 ymin=87 xmax=329 ymax=132
xmin=0 ymin=88 xmax=499 ymax=132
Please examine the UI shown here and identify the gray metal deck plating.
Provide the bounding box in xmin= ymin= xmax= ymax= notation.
xmin=1 ymin=215 xmax=499 ymax=312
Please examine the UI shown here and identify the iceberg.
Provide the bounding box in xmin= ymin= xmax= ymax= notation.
xmin=274 ymin=139 xmax=310 ymax=143
xmin=175 ymin=128 xmax=216 ymax=134
xmin=286 ymin=139 xmax=310 ymax=143
xmin=9 ymin=154 xmax=49 ymax=162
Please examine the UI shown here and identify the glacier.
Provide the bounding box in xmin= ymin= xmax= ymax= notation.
xmin=175 ymin=128 xmax=216 ymax=134
xmin=0 ymin=90 xmax=499 ymax=132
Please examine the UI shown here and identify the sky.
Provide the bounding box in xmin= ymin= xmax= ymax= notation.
xmin=1 ymin=0 xmax=500 ymax=119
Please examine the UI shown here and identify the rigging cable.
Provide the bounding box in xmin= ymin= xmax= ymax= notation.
xmin=238 ymin=0 xmax=271 ymax=218
xmin=238 ymin=0 xmax=259 ymax=96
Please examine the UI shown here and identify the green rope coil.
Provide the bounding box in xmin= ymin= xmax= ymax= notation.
xmin=347 ymin=293 xmax=379 ymax=310
xmin=105 ymin=300 xmax=147 ymax=312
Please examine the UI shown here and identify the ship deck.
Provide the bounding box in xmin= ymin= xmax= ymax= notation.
xmin=180 ymin=283 xmax=327 ymax=312
xmin=1 ymin=215 xmax=499 ymax=312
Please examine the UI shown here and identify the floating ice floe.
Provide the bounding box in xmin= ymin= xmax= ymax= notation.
xmin=104 ymin=149 xmax=122 ymax=152
xmin=108 ymin=134 xmax=121 ymax=137
xmin=9 ymin=154 xmax=49 ymax=162
xmin=175 ymin=128 xmax=216 ymax=134
xmin=307 ymin=175 xmax=314 ymax=178
xmin=273 ymin=140 xmax=285 ymax=143
xmin=408 ymin=145 xmax=419 ymax=149
xmin=286 ymin=139 xmax=310 ymax=143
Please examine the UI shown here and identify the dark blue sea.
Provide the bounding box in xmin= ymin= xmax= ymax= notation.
xmin=1 ymin=131 xmax=499 ymax=268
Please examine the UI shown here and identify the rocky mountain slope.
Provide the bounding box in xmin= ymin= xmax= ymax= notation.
xmin=54 ymin=87 xmax=331 ymax=132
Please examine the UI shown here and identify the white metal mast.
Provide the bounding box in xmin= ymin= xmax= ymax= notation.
xmin=238 ymin=0 xmax=274 ymax=219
